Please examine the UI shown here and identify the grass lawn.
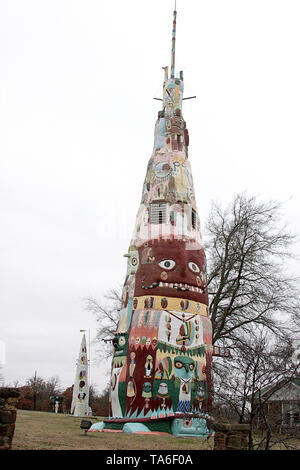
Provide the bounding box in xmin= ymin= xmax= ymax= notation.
xmin=12 ymin=410 xmax=214 ymax=450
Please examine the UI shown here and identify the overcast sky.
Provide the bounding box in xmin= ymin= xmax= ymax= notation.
xmin=1 ymin=0 xmax=300 ymax=394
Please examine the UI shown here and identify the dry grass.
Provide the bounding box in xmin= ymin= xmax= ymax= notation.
xmin=251 ymin=430 xmax=300 ymax=450
xmin=12 ymin=410 xmax=213 ymax=450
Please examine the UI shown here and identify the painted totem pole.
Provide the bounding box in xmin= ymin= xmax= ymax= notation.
xmin=91 ymin=7 xmax=214 ymax=436
xmin=71 ymin=332 xmax=90 ymax=417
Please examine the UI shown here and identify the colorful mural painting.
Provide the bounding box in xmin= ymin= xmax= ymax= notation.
xmin=90 ymin=7 xmax=214 ymax=437
xmin=71 ymin=332 xmax=90 ymax=417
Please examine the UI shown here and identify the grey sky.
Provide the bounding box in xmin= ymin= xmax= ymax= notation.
xmin=1 ymin=0 xmax=300 ymax=394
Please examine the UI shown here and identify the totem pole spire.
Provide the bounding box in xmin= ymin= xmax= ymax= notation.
xmin=70 ymin=331 xmax=89 ymax=417
xmin=89 ymin=3 xmax=214 ymax=438
xmin=170 ymin=3 xmax=177 ymax=79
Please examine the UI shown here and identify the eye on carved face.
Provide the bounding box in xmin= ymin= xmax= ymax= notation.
xmin=175 ymin=361 xmax=183 ymax=369
xmin=158 ymin=259 xmax=176 ymax=270
xmin=188 ymin=262 xmax=200 ymax=273
xmin=134 ymin=239 xmax=209 ymax=303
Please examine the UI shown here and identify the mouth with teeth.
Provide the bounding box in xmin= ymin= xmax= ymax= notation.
xmin=141 ymin=280 xmax=205 ymax=294
xmin=134 ymin=239 xmax=208 ymax=303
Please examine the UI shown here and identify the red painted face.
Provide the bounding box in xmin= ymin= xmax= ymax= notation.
xmin=134 ymin=239 xmax=208 ymax=304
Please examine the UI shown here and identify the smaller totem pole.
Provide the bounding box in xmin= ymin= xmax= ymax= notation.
xmin=71 ymin=331 xmax=90 ymax=416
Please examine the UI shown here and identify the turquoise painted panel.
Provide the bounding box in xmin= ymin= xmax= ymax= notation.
xmin=171 ymin=417 xmax=212 ymax=437
xmin=123 ymin=422 xmax=151 ymax=433
xmin=89 ymin=421 xmax=105 ymax=431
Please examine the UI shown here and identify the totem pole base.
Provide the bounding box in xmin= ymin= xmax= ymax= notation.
xmin=89 ymin=413 xmax=214 ymax=438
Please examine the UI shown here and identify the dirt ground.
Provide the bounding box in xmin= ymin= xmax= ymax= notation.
xmin=12 ymin=410 xmax=213 ymax=450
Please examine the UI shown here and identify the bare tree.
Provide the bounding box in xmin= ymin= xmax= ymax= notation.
xmin=205 ymin=193 xmax=300 ymax=345
xmin=43 ymin=376 xmax=62 ymax=396
xmin=25 ymin=374 xmax=62 ymax=410
xmin=84 ymin=288 xmax=122 ymax=360
xmin=213 ymin=331 xmax=300 ymax=449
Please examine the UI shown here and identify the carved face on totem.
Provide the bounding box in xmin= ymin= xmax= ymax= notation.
xmin=173 ymin=356 xmax=195 ymax=381
xmin=124 ymin=246 xmax=139 ymax=275
xmin=134 ymin=239 xmax=208 ymax=304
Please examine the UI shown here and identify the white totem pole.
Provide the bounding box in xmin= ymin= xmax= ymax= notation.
xmin=71 ymin=331 xmax=89 ymax=416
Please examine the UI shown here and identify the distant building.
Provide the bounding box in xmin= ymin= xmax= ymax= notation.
xmin=257 ymin=377 xmax=300 ymax=428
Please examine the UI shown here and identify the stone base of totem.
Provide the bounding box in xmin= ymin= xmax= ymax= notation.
xmin=89 ymin=413 xmax=214 ymax=437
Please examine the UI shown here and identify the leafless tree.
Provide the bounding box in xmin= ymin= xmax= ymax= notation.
xmin=213 ymin=331 xmax=300 ymax=449
xmin=43 ymin=376 xmax=62 ymax=396
xmin=205 ymin=193 xmax=300 ymax=346
xmin=25 ymin=374 xmax=62 ymax=410
xmin=84 ymin=288 xmax=122 ymax=360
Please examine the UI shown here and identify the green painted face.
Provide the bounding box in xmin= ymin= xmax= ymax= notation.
xmin=173 ymin=356 xmax=195 ymax=380
xmin=113 ymin=333 xmax=128 ymax=357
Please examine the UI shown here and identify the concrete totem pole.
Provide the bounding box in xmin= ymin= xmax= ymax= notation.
xmin=91 ymin=7 xmax=214 ymax=436
xmin=71 ymin=332 xmax=89 ymax=417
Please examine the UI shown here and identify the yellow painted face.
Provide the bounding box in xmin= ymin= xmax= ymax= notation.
xmin=172 ymin=156 xmax=186 ymax=191
xmin=172 ymin=155 xmax=185 ymax=171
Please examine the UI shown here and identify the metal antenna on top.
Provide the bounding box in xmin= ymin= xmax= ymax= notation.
xmin=170 ymin=2 xmax=177 ymax=79
xmin=153 ymin=2 xmax=197 ymax=103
